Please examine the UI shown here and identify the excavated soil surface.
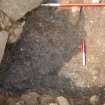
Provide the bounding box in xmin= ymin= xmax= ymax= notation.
xmin=0 ymin=4 xmax=105 ymax=100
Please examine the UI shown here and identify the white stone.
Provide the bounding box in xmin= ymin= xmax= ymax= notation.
xmin=90 ymin=95 xmax=100 ymax=105
xmin=56 ymin=96 xmax=70 ymax=105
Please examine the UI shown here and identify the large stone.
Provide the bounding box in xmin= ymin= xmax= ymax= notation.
xmin=0 ymin=0 xmax=43 ymax=21
xmin=0 ymin=31 xmax=8 ymax=63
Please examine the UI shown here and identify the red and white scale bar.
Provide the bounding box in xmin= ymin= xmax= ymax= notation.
xmin=81 ymin=40 xmax=86 ymax=66
xmin=41 ymin=3 xmax=105 ymax=7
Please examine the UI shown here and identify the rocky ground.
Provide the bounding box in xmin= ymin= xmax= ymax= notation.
xmin=0 ymin=89 xmax=104 ymax=105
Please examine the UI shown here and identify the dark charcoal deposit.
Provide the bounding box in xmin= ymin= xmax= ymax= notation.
xmin=0 ymin=7 xmax=86 ymax=95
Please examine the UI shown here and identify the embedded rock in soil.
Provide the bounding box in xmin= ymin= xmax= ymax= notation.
xmin=21 ymin=92 xmax=39 ymax=105
xmin=0 ymin=0 xmax=43 ymax=21
xmin=0 ymin=90 xmax=103 ymax=105
xmin=7 ymin=98 xmax=17 ymax=105
xmin=0 ymin=10 xmax=12 ymax=30
xmin=8 ymin=21 xmax=25 ymax=43
xmin=56 ymin=96 xmax=70 ymax=105
xmin=90 ymin=95 xmax=100 ymax=105
xmin=39 ymin=95 xmax=55 ymax=105
xmin=15 ymin=100 xmax=25 ymax=105
xmin=0 ymin=31 xmax=8 ymax=63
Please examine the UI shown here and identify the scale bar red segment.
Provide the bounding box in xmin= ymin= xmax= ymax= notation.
xmin=41 ymin=3 xmax=105 ymax=7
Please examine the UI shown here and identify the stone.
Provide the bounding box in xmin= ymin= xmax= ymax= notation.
xmin=8 ymin=21 xmax=25 ymax=43
xmin=90 ymin=95 xmax=100 ymax=105
xmin=49 ymin=103 xmax=58 ymax=105
xmin=0 ymin=0 xmax=43 ymax=21
xmin=0 ymin=31 xmax=8 ymax=63
xmin=56 ymin=96 xmax=70 ymax=105
xmin=15 ymin=100 xmax=25 ymax=105
xmin=0 ymin=10 xmax=12 ymax=30
xmin=40 ymin=95 xmax=55 ymax=105
xmin=21 ymin=92 xmax=39 ymax=105
xmin=7 ymin=98 xmax=16 ymax=105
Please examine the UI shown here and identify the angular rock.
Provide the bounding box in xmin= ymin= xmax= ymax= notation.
xmin=56 ymin=96 xmax=70 ymax=105
xmin=0 ymin=0 xmax=43 ymax=21
xmin=0 ymin=31 xmax=8 ymax=63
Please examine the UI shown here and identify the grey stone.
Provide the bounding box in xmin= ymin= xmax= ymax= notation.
xmin=0 ymin=0 xmax=43 ymax=21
